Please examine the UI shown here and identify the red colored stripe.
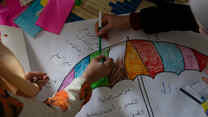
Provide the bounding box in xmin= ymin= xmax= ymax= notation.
xmin=192 ymin=49 xmax=208 ymax=71
xmin=130 ymin=40 xmax=164 ymax=78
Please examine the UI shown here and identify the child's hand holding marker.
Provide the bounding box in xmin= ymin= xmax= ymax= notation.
xmin=82 ymin=56 xmax=113 ymax=85
xmin=90 ymin=11 xmax=109 ymax=89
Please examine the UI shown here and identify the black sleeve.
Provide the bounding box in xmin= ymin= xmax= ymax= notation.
xmin=131 ymin=4 xmax=199 ymax=34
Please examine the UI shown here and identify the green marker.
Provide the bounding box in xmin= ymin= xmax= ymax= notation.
xmin=98 ymin=11 xmax=103 ymax=59
xmin=91 ymin=77 xmax=108 ymax=89
xmin=91 ymin=11 xmax=109 ymax=89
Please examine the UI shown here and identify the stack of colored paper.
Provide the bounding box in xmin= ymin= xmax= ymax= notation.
xmin=0 ymin=0 xmax=75 ymax=37
xmin=36 ymin=0 xmax=75 ymax=34
xmin=0 ymin=0 xmax=26 ymax=27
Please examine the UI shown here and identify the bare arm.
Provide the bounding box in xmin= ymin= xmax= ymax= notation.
xmin=0 ymin=42 xmax=39 ymax=97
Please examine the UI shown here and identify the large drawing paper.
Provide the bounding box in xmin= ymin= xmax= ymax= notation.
xmin=25 ymin=18 xmax=208 ymax=110
xmin=25 ymin=19 xmax=126 ymax=100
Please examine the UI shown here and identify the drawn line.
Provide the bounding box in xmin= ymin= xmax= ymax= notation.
xmin=137 ymin=77 xmax=151 ymax=117
xmin=141 ymin=76 xmax=155 ymax=117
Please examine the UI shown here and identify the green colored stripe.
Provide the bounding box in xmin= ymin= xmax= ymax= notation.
xmin=90 ymin=48 xmax=110 ymax=89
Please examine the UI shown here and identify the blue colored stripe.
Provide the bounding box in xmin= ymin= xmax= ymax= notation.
xmin=153 ymin=42 xmax=184 ymax=75
xmin=74 ymin=56 xmax=90 ymax=78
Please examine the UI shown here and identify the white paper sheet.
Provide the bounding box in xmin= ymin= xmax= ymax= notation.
xmin=76 ymin=79 xmax=149 ymax=117
xmin=142 ymin=71 xmax=207 ymax=117
xmin=183 ymin=77 xmax=208 ymax=101
xmin=0 ymin=26 xmax=31 ymax=72
xmin=109 ymin=42 xmax=126 ymax=61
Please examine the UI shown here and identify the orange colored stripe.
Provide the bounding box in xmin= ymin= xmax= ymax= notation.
xmin=125 ymin=42 xmax=149 ymax=80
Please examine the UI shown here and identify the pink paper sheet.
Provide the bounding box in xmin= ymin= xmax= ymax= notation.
xmin=0 ymin=0 xmax=26 ymax=27
xmin=36 ymin=0 xmax=75 ymax=34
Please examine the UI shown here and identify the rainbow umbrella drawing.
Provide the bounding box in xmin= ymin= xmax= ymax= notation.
xmin=125 ymin=40 xmax=208 ymax=80
xmin=59 ymin=40 xmax=208 ymax=90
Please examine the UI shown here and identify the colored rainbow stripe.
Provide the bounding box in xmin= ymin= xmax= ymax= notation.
xmin=125 ymin=41 xmax=149 ymax=80
xmin=125 ymin=40 xmax=208 ymax=80
xmin=59 ymin=40 xmax=208 ymax=90
xmin=130 ymin=40 xmax=163 ymax=78
xmin=59 ymin=48 xmax=110 ymax=90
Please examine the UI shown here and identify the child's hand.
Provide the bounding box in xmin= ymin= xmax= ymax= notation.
xmin=109 ymin=58 xmax=128 ymax=87
xmin=82 ymin=56 xmax=114 ymax=85
xmin=95 ymin=14 xmax=130 ymax=39
xmin=25 ymin=72 xmax=49 ymax=90
xmin=17 ymin=72 xmax=49 ymax=97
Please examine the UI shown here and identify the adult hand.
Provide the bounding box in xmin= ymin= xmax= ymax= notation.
xmin=95 ymin=14 xmax=130 ymax=39
xmin=82 ymin=56 xmax=114 ymax=85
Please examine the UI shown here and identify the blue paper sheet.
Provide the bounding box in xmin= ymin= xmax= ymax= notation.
xmin=14 ymin=0 xmax=43 ymax=37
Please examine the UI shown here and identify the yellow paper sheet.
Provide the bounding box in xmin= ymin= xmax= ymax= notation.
xmin=40 ymin=0 xmax=48 ymax=7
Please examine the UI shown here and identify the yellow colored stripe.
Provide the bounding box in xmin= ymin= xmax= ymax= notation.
xmin=125 ymin=42 xmax=149 ymax=80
